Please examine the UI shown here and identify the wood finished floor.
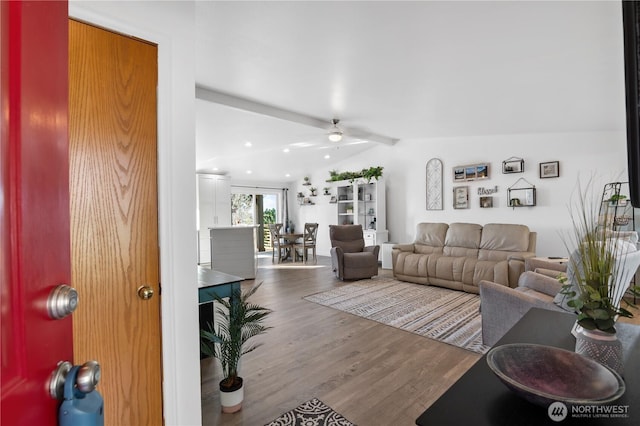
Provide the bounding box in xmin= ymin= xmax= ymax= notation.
xmin=200 ymin=255 xmax=480 ymax=426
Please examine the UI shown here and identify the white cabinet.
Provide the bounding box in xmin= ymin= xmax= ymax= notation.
xmin=336 ymin=178 xmax=388 ymax=257
xmin=197 ymin=174 xmax=231 ymax=264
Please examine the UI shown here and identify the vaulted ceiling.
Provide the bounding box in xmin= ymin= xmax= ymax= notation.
xmin=195 ymin=1 xmax=625 ymax=183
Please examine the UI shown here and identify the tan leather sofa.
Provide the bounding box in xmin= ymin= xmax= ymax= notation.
xmin=392 ymin=222 xmax=536 ymax=293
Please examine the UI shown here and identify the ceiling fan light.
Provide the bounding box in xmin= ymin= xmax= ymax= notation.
xmin=328 ymin=131 xmax=342 ymax=142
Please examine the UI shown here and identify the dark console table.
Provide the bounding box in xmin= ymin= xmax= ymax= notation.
xmin=198 ymin=266 xmax=243 ymax=359
xmin=416 ymin=308 xmax=640 ymax=425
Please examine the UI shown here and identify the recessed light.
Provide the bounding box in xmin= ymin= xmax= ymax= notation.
xmin=244 ymin=142 xmax=252 ymax=147
xmin=246 ymin=170 xmax=252 ymax=174
xmin=324 ymin=155 xmax=331 ymax=159
xmin=283 ymin=148 xmax=290 ymax=153
xmin=285 ymin=173 xmax=291 ymax=177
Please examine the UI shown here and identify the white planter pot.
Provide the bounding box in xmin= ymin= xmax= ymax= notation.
xmin=219 ymin=378 xmax=244 ymax=413
xmin=574 ymin=325 xmax=623 ymax=374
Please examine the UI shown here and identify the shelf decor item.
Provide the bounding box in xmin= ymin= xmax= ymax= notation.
xmin=539 ymin=161 xmax=560 ymax=178
xmin=507 ymin=178 xmax=536 ymax=207
xmin=502 ymin=157 xmax=524 ymax=174
xmin=486 ymin=343 xmax=625 ymax=407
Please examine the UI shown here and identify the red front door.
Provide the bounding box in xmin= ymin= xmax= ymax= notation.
xmin=1 ymin=1 xmax=72 ymax=425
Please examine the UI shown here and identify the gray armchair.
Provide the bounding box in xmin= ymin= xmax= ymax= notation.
xmin=329 ymin=225 xmax=380 ymax=280
xmin=479 ymin=258 xmax=568 ymax=346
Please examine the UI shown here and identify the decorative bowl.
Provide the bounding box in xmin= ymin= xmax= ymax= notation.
xmin=486 ymin=343 xmax=625 ymax=407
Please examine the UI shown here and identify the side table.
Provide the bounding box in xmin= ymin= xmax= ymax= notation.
xmin=416 ymin=308 xmax=640 ymax=425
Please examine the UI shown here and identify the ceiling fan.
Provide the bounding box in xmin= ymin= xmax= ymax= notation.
xmin=327 ymin=119 xmax=343 ymax=142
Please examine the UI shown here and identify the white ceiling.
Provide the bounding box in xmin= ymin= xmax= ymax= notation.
xmin=194 ymin=0 xmax=625 ymax=183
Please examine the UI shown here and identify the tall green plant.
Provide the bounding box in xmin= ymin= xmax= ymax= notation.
xmin=560 ymin=179 xmax=640 ymax=333
xmin=200 ymin=282 xmax=272 ymax=388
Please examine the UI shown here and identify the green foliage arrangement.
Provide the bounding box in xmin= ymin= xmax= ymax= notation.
xmin=327 ymin=166 xmax=384 ymax=183
xmin=263 ymin=208 xmax=276 ymax=224
xmin=560 ymin=181 xmax=640 ymax=333
xmin=200 ymin=282 xmax=272 ymax=388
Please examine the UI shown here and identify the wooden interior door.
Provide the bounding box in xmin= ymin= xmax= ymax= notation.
xmin=68 ymin=19 xmax=163 ymax=425
xmin=1 ymin=2 xmax=72 ymax=424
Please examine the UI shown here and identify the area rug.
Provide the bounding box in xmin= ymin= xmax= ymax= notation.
xmin=264 ymin=398 xmax=355 ymax=426
xmin=304 ymin=277 xmax=489 ymax=354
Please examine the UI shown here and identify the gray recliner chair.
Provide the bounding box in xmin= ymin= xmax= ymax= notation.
xmin=329 ymin=225 xmax=380 ymax=280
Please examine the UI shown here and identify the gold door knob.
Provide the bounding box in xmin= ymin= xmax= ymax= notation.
xmin=137 ymin=285 xmax=154 ymax=300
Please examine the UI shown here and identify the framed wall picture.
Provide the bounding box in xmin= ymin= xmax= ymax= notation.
xmin=539 ymin=161 xmax=560 ymax=178
xmin=453 ymin=166 xmax=465 ymax=181
xmin=452 ymin=163 xmax=489 ymax=182
xmin=453 ymin=186 xmax=469 ymax=209
xmin=480 ymin=196 xmax=494 ymax=208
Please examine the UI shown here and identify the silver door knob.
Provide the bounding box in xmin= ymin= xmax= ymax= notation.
xmin=47 ymin=284 xmax=79 ymax=319
xmin=137 ymin=285 xmax=154 ymax=300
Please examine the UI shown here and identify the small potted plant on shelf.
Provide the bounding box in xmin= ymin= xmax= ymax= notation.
xmin=303 ymin=176 xmax=311 ymax=186
xmin=310 ymin=187 xmax=317 ymax=196
xmin=200 ymin=282 xmax=272 ymax=413
xmin=607 ymin=194 xmax=627 ymax=206
xmin=323 ymin=187 xmax=331 ymax=196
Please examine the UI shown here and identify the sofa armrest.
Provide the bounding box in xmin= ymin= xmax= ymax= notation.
xmin=518 ymin=271 xmax=563 ymax=296
xmin=525 ymin=258 xmax=567 ymax=274
xmin=392 ymin=243 xmax=415 ymax=252
xmin=363 ymin=245 xmax=381 ymax=259
xmin=330 ymin=246 xmax=344 ymax=278
xmin=506 ymin=252 xmax=536 ymax=287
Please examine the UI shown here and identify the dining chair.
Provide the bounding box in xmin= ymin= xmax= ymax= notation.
xmin=268 ymin=223 xmax=292 ymax=263
xmin=294 ymin=223 xmax=318 ymax=263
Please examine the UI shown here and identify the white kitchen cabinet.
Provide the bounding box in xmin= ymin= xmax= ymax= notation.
xmin=197 ymin=174 xmax=231 ymax=264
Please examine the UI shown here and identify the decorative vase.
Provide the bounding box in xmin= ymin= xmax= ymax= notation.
xmin=219 ymin=377 xmax=244 ymax=413
xmin=574 ymin=325 xmax=623 ymax=374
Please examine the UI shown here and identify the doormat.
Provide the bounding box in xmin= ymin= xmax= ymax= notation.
xmin=264 ymin=398 xmax=355 ymax=426
xmin=304 ymin=277 xmax=489 ymax=354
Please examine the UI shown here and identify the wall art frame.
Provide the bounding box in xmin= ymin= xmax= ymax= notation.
xmin=426 ymin=158 xmax=444 ymax=210
xmin=539 ymin=161 xmax=560 ymax=179
xmin=453 ymin=186 xmax=469 ymax=209
xmin=508 ymin=177 xmax=536 ymax=207
xmin=502 ymin=157 xmax=524 ymax=174
xmin=480 ymin=196 xmax=494 ymax=208
xmin=452 ymin=163 xmax=489 ymax=182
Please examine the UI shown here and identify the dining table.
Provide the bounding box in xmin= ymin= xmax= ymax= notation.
xmin=280 ymin=233 xmax=302 ymax=261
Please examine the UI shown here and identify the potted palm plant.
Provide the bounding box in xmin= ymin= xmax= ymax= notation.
xmin=559 ymin=180 xmax=640 ymax=373
xmin=200 ymin=282 xmax=272 ymax=413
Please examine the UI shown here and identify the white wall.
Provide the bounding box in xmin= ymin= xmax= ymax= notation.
xmin=294 ymin=131 xmax=632 ymax=258
xmin=69 ymin=2 xmax=200 ymax=425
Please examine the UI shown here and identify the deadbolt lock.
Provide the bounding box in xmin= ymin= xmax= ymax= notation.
xmin=47 ymin=284 xmax=79 ymax=320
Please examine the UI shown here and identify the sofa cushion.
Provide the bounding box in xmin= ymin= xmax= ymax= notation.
xmin=480 ymin=223 xmax=530 ymax=252
xmin=444 ymin=223 xmax=482 ymax=249
xmin=414 ymin=222 xmax=449 ymax=247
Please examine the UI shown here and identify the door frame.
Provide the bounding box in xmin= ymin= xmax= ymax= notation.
xmin=68 ymin=5 xmax=201 ymax=425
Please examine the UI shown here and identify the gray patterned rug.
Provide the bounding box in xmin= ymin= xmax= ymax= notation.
xmin=264 ymin=398 xmax=355 ymax=426
xmin=304 ymin=277 xmax=489 ymax=354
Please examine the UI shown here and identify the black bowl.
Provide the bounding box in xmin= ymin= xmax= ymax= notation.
xmin=486 ymin=343 xmax=625 ymax=407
